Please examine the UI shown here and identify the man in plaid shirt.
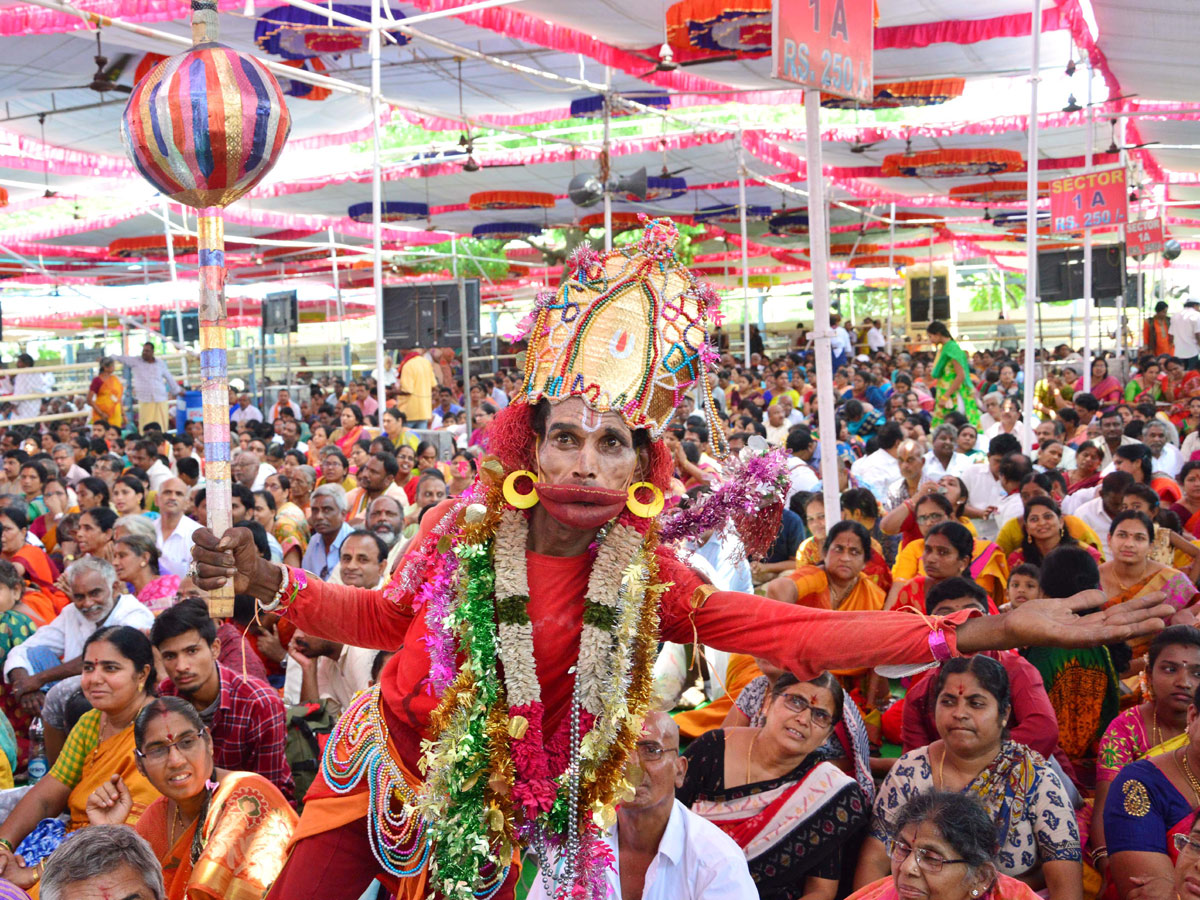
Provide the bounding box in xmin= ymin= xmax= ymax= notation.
xmin=150 ymin=598 xmax=294 ymax=803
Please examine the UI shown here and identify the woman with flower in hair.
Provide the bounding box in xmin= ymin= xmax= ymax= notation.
xmin=191 ymin=220 xmax=1169 ymax=900
xmin=1090 ymin=626 xmax=1200 ymax=880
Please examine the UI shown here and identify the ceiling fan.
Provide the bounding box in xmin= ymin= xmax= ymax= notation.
xmin=850 ymin=139 xmax=882 ymax=154
xmin=632 ymin=43 xmax=737 ymax=78
xmin=38 ymin=114 xmax=55 ymax=198
xmin=28 ymin=30 xmax=133 ymax=95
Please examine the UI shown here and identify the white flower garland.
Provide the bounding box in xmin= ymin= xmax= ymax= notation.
xmin=492 ymin=510 xmax=648 ymax=745
xmin=493 ymin=510 xmax=539 ymax=707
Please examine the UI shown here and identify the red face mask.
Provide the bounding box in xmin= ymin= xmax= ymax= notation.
xmin=535 ymin=482 xmax=627 ymax=530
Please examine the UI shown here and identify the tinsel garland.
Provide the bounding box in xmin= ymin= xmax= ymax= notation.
xmin=658 ymin=437 xmax=792 ymax=557
xmin=414 ymin=465 xmax=664 ymax=899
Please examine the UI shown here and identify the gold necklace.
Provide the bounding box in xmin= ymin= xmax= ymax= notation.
xmin=746 ymin=731 xmax=760 ymax=785
xmin=1114 ymin=562 xmax=1150 ymax=592
xmin=1178 ymin=748 xmax=1200 ymax=804
xmin=937 ymin=744 xmax=946 ymax=789
xmin=1153 ymin=706 xmax=1162 ymax=748
xmin=827 ymin=576 xmax=854 ymax=609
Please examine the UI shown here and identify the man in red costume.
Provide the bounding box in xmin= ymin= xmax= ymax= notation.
xmin=193 ymin=221 xmax=1169 ymax=900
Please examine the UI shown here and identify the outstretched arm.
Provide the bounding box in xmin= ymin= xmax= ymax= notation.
xmin=668 ymin=587 xmax=1172 ymax=680
xmin=190 ymin=526 xmax=415 ymax=650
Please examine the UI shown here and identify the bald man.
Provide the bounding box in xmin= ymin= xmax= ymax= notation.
xmin=154 ymin=477 xmax=203 ymax=578
xmin=529 ymin=710 xmax=754 ymax=899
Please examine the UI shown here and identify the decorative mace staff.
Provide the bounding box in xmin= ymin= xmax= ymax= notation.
xmin=121 ymin=0 xmax=292 ymax=616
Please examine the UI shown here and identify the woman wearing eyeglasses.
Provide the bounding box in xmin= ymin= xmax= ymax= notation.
xmin=85 ymin=696 xmax=296 ymax=900
xmin=1157 ymin=813 xmax=1200 ymax=900
xmin=0 ymin=627 xmax=159 ymax=889
xmin=847 ymin=791 xmax=1044 ymax=900
xmin=676 ymin=672 xmax=867 ymax=900
xmin=854 ymin=656 xmax=1082 ymax=900
xmin=1105 ymin=681 xmax=1200 ymax=900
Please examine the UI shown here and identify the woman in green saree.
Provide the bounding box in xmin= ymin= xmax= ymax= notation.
xmin=928 ymin=321 xmax=981 ymax=429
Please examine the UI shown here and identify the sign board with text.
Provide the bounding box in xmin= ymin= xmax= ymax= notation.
xmin=1049 ymin=167 xmax=1128 ymax=233
xmin=772 ymin=0 xmax=874 ymax=102
xmin=1127 ymin=217 xmax=1164 ymax=258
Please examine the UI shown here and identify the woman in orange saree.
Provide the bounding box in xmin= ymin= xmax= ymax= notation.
xmin=1098 ymin=510 xmax=1198 ymax=658
xmin=845 ymin=792 xmax=1041 ymax=900
xmin=888 ymin=522 xmax=995 ymax=613
xmin=88 ymin=697 xmax=296 ymax=900
xmin=0 ymin=627 xmax=158 ymax=888
xmin=767 ymin=521 xmax=888 ymax=706
xmin=87 ymin=358 xmax=124 ymax=428
xmin=0 ymin=509 xmax=67 ymax=628
xmin=329 ymin=406 xmax=366 ymax=458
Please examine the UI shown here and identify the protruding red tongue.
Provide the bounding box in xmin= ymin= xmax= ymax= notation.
xmin=536 ymin=482 xmax=627 ymax=530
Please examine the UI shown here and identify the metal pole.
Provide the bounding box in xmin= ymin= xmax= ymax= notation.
xmin=1083 ymin=62 xmax=1094 ymax=391
xmin=370 ymin=0 xmax=386 ymax=420
xmin=737 ymin=128 xmax=752 ymax=367
xmin=603 ymin=68 xmax=613 ymax=252
xmin=1022 ymin=0 xmax=1041 ymax=453
xmin=887 ymin=202 xmax=895 ymax=353
xmin=327 ymin=226 xmax=349 ymax=382
xmin=805 ymin=91 xmax=840 ymax=525
xmin=453 ymin=235 xmax=472 ymax=431
xmin=161 ymin=199 xmax=188 ymax=388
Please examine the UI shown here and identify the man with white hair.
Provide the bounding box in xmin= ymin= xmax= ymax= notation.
xmin=39 ymin=824 xmax=164 ymax=900
xmin=3 ymin=557 xmax=153 ymax=712
xmin=50 ymin=443 xmax=88 ymax=488
xmin=1144 ymin=419 xmax=1182 ymax=478
xmin=302 ymin=484 xmax=353 ymax=579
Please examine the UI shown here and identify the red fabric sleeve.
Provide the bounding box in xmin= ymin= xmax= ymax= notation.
xmin=900 ymin=670 xmax=939 ymax=752
xmin=283 ymin=581 xmax=414 ymax=652
xmin=280 ymin=500 xmax=459 ymax=649
xmin=662 ymin=586 xmax=976 ymax=681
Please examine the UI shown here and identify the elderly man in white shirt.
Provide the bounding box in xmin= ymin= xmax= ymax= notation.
xmin=3 ymin=557 xmax=154 ymax=710
xmin=154 ymin=478 xmax=202 ymax=578
xmin=528 ymin=711 xmax=755 ymax=900
xmin=850 ymin=422 xmax=905 ymax=500
xmin=230 ymin=393 xmax=264 ymax=425
xmin=1144 ymin=419 xmax=1182 ymax=478
xmin=232 ymin=449 xmax=274 ymax=492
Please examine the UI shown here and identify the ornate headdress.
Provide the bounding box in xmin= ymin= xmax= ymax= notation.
xmin=517 ymin=216 xmax=727 ymax=453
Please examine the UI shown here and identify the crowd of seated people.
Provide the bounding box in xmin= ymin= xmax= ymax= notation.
xmin=0 ymin=324 xmax=1195 ymax=897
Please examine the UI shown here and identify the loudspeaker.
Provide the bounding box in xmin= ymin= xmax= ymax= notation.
xmin=908 ymin=275 xmax=949 ymax=322
xmin=263 ymin=291 xmax=298 ymax=335
xmin=1036 ymin=247 xmax=1126 ymax=303
xmin=382 ymin=280 xmax=480 ymax=348
xmin=159 ymin=309 xmax=199 ymax=342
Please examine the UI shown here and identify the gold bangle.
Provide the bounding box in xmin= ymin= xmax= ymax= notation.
xmin=0 ymin=837 xmax=13 ymax=853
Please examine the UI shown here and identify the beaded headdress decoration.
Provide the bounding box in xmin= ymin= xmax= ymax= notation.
xmin=518 ymin=216 xmax=727 ymax=453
